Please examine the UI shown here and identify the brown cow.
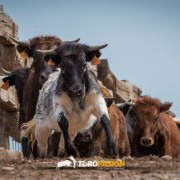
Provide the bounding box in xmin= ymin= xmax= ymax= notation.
xmin=74 ymin=85 xmax=131 ymax=158
xmin=130 ymin=96 xmax=180 ymax=158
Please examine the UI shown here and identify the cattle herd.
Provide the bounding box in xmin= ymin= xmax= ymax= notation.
xmin=1 ymin=35 xmax=180 ymax=160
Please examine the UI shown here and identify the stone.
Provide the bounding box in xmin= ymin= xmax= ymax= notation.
xmin=96 ymin=59 xmax=142 ymax=103
xmin=0 ymin=5 xmax=21 ymax=148
xmin=2 ymin=166 xmax=15 ymax=172
xmin=0 ymin=147 xmax=23 ymax=163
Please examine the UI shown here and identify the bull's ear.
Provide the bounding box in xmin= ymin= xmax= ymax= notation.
xmin=2 ymin=77 xmax=14 ymax=86
xmin=10 ymin=38 xmax=32 ymax=58
xmin=44 ymin=55 xmax=60 ymax=66
xmin=1 ymin=77 xmax=13 ymax=90
xmin=86 ymin=44 xmax=108 ymax=65
xmin=17 ymin=44 xmax=32 ymax=58
xmin=10 ymin=37 xmax=32 ymax=58
xmin=160 ymin=102 xmax=172 ymax=113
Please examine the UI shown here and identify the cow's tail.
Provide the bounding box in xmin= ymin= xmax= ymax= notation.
xmin=21 ymin=118 xmax=36 ymax=150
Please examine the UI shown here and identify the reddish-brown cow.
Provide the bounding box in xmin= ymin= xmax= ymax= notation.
xmin=131 ymin=96 xmax=180 ymax=158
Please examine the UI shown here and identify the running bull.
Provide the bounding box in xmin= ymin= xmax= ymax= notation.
xmin=34 ymin=43 xmax=117 ymax=157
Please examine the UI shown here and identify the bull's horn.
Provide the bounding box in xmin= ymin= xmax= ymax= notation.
xmin=1 ymin=68 xmax=11 ymax=75
xmin=73 ymin=38 xmax=80 ymax=43
xmin=116 ymin=102 xmax=135 ymax=108
xmin=64 ymin=38 xmax=80 ymax=44
xmin=125 ymin=102 xmax=136 ymax=106
xmin=10 ymin=36 xmax=30 ymax=47
xmin=88 ymin=44 xmax=108 ymax=52
xmin=36 ymin=49 xmax=57 ymax=55
xmin=116 ymin=103 xmax=126 ymax=108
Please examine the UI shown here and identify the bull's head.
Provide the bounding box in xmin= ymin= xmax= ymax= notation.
xmin=120 ymin=97 xmax=172 ymax=147
xmin=36 ymin=43 xmax=108 ymax=99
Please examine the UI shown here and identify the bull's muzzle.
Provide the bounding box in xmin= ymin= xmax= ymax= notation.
xmin=140 ymin=137 xmax=154 ymax=147
xmin=68 ymin=85 xmax=83 ymax=98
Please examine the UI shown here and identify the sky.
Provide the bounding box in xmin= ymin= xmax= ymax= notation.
xmin=1 ymin=0 xmax=180 ymax=116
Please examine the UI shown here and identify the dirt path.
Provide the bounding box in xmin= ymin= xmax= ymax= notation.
xmin=0 ymin=156 xmax=180 ymax=180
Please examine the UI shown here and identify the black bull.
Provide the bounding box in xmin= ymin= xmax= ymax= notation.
xmin=34 ymin=43 xmax=117 ymax=157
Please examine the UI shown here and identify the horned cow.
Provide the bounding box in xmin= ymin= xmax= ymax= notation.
xmin=34 ymin=43 xmax=117 ymax=158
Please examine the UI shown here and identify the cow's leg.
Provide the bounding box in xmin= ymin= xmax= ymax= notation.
xmin=20 ymin=128 xmax=31 ymax=158
xmin=96 ymin=95 xmax=117 ymax=157
xmin=21 ymin=136 xmax=31 ymax=158
xmin=58 ymin=133 xmax=65 ymax=157
xmin=101 ymin=115 xmax=117 ymax=157
xmin=35 ymin=124 xmax=51 ymax=158
xmin=47 ymin=131 xmax=61 ymax=157
xmin=57 ymin=112 xmax=78 ymax=157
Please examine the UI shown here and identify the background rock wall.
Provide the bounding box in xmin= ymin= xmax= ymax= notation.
xmin=0 ymin=4 xmax=22 ymax=72
xmin=0 ymin=5 xmax=20 ymax=148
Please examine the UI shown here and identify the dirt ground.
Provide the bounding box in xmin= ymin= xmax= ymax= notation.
xmin=0 ymin=155 xmax=180 ymax=180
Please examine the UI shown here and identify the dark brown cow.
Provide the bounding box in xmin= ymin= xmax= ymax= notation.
xmin=14 ymin=36 xmax=62 ymax=158
xmin=74 ymin=86 xmax=131 ymax=158
xmin=17 ymin=36 xmax=80 ymax=122
xmin=131 ymin=96 xmax=180 ymax=158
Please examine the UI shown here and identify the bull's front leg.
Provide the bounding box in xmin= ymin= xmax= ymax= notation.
xmin=101 ymin=115 xmax=117 ymax=157
xmin=57 ymin=112 xmax=79 ymax=157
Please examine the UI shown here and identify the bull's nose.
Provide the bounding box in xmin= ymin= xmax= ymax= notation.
xmin=140 ymin=137 xmax=153 ymax=146
xmin=69 ymin=86 xmax=83 ymax=97
xmin=86 ymin=132 xmax=92 ymax=142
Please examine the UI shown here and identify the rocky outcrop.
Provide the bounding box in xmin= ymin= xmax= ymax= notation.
xmin=0 ymin=5 xmax=20 ymax=147
xmin=0 ymin=5 xmax=22 ymax=72
xmin=97 ymin=59 xmax=142 ymax=102
xmin=0 ymin=147 xmax=23 ymax=164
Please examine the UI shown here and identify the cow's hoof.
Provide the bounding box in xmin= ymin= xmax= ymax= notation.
xmin=107 ymin=141 xmax=118 ymax=157
xmin=39 ymin=151 xmax=47 ymax=159
xmin=21 ymin=137 xmax=31 ymax=158
xmin=38 ymin=147 xmax=47 ymax=159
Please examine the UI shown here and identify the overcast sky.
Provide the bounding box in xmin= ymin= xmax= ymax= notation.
xmin=1 ymin=0 xmax=180 ymax=116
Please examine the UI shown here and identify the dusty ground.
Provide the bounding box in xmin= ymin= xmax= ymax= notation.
xmin=0 ymin=156 xmax=180 ymax=180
